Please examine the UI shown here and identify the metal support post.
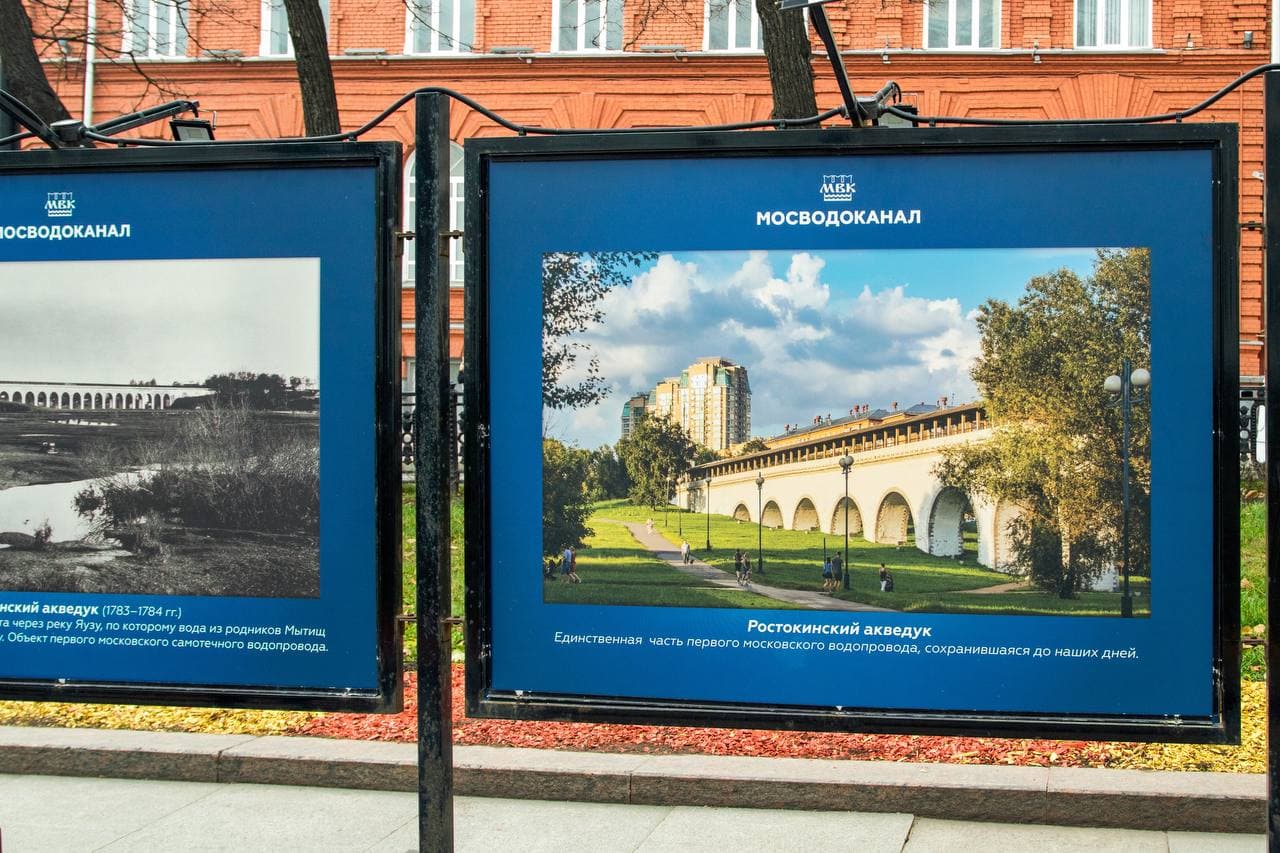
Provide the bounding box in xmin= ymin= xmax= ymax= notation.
xmin=415 ymin=91 xmax=454 ymax=853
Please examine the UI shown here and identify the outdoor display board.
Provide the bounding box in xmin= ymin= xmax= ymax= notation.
xmin=0 ymin=143 xmax=402 ymax=711
xmin=465 ymin=126 xmax=1240 ymax=741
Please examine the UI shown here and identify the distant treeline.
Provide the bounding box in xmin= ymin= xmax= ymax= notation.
xmin=168 ymin=373 xmax=318 ymax=412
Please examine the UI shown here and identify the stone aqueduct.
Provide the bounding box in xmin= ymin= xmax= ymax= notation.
xmin=0 ymin=381 xmax=210 ymax=411
xmin=676 ymin=403 xmax=1025 ymax=572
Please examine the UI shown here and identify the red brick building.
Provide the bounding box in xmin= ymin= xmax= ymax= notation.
xmin=25 ymin=0 xmax=1274 ymax=383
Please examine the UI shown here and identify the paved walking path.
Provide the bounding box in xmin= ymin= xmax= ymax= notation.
xmin=957 ymin=579 xmax=1031 ymax=594
xmin=0 ymin=772 xmax=1262 ymax=851
xmin=614 ymin=520 xmax=894 ymax=613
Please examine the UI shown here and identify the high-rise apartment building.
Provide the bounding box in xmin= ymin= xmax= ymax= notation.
xmin=620 ymin=392 xmax=649 ymax=438
xmin=642 ymin=358 xmax=750 ymax=451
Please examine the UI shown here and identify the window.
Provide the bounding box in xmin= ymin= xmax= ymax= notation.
xmin=925 ymin=0 xmax=998 ymax=48
xmin=552 ymin=0 xmax=623 ymax=52
xmin=1075 ymin=0 xmax=1149 ymax=47
xmin=706 ymin=0 xmax=761 ymax=51
xmin=406 ymin=0 xmax=475 ymax=54
xmin=403 ymin=142 xmax=465 ymax=289
xmin=124 ymin=0 xmax=189 ymax=57
xmin=261 ymin=0 xmax=330 ymax=57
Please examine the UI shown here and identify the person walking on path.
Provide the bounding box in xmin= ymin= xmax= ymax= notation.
xmin=879 ymin=563 xmax=889 ymax=592
xmin=568 ymin=546 xmax=581 ymax=583
xmin=822 ymin=556 xmax=834 ymax=592
xmin=680 ymin=539 xmax=691 ymax=564
xmin=741 ymin=554 xmax=752 ymax=586
xmin=831 ymin=552 xmax=843 ymax=589
xmin=734 ymin=549 xmax=745 ymax=582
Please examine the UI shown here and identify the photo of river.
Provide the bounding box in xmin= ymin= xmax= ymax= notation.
xmin=0 ymin=258 xmax=321 ymax=597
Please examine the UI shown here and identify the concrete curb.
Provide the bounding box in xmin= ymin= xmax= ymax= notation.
xmin=0 ymin=726 xmax=1264 ymax=833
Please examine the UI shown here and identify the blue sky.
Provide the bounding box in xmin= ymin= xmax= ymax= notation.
xmin=547 ymin=248 xmax=1105 ymax=450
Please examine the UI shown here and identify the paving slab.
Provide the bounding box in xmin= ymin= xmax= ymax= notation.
xmin=900 ymin=817 xmax=1169 ymax=852
xmin=95 ymin=781 xmax=418 ymax=852
xmin=635 ymin=805 xmax=914 ymax=853
xmin=0 ymin=773 xmax=222 ymax=851
xmin=1167 ymin=830 xmax=1267 ymax=852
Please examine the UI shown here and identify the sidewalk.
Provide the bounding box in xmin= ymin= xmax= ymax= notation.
xmin=615 ymin=520 xmax=893 ymax=612
xmin=0 ymin=725 xmax=1267 ymax=845
xmin=0 ymin=773 xmax=1264 ymax=851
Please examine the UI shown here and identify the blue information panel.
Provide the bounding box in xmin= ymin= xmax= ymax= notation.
xmin=0 ymin=144 xmax=401 ymax=711
xmin=466 ymin=126 xmax=1239 ymax=741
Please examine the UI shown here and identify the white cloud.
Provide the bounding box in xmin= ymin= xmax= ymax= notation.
xmin=558 ymin=251 xmax=982 ymax=449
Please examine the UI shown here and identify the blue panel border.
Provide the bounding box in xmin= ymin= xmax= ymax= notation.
xmin=0 ymin=143 xmax=403 ymax=713
xmin=465 ymin=125 xmax=1239 ymax=743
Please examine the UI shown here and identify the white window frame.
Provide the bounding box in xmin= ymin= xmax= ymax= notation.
xmin=122 ymin=0 xmax=190 ymax=58
xmin=923 ymin=0 xmax=1000 ymax=49
xmin=703 ymin=0 xmax=762 ymax=51
xmin=260 ymin=0 xmax=330 ymax=57
xmin=1074 ymin=0 xmax=1151 ymax=48
xmin=403 ymin=142 xmax=465 ymax=289
xmin=551 ymin=0 xmax=624 ymax=53
xmin=404 ymin=0 xmax=475 ymax=54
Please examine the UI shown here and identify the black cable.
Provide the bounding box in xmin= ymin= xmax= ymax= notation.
xmin=0 ymin=130 xmax=34 ymax=147
xmin=82 ymin=85 xmax=847 ymax=147
xmin=890 ymin=61 xmax=1280 ymax=126
xmin=29 ymin=60 xmax=1280 ymax=149
xmin=0 ymin=90 xmax=62 ymax=149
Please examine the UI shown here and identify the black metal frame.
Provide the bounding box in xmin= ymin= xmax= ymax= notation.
xmin=464 ymin=124 xmax=1239 ymax=743
xmin=0 ymin=143 xmax=403 ymax=713
xmin=1263 ymin=70 xmax=1280 ymax=848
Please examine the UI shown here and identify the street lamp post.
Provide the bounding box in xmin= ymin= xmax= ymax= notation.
xmin=839 ymin=454 xmax=853 ymax=590
xmin=704 ymin=476 xmax=712 ymax=552
xmin=755 ymin=472 xmax=765 ymax=576
xmin=678 ymin=477 xmax=683 ymax=537
xmin=1104 ymin=359 xmax=1150 ymax=618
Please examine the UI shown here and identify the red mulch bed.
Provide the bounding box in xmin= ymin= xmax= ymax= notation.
xmin=294 ymin=667 xmax=1113 ymax=767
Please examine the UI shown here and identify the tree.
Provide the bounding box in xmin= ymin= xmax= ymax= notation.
xmin=629 ymin=0 xmax=817 ymax=121
xmin=756 ymin=0 xmax=818 ymax=120
xmin=617 ymin=414 xmax=696 ymax=511
xmin=737 ymin=437 xmax=770 ymax=455
xmin=584 ymin=445 xmax=630 ymax=501
xmin=1 ymin=0 xmax=335 ymax=132
xmin=541 ymin=251 xmax=655 ymax=410
xmin=935 ymin=248 xmax=1151 ymax=597
xmin=0 ymin=0 xmax=71 ymax=124
xmin=280 ymin=0 xmax=339 ymax=135
xmin=542 ymin=438 xmax=592 ymax=557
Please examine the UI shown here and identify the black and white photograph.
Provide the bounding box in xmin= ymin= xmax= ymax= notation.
xmin=0 ymin=258 xmax=321 ymax=598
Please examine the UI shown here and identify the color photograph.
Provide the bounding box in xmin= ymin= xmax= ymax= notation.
xmin=541 ymin=247 xmax=1152 ymax=616
xmin=0 ymin=258 xmax=321 ymax=598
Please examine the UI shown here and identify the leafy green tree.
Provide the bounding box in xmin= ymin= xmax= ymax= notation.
xmin=585 ymin=445 xmax=630 ymax=501
xmin=542 ymin=252 xmax=656 ymax=409
xmin=617 ymin=415 xmax=696 ymax=511
xmin=936 ymin=248 xmax=1150 ymax=597
xmin=542 ymin=439 xmax=592 ymax=557
xmin=737 ymin=437 xmax=770 ymax=455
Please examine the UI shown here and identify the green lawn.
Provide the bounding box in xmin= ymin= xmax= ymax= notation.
xmin=544 ymin=518 xmax=801 ymax=609
xmin=1242 ymin=500 xmax=1265 ymax=679
xmin=395 ymin=488 xmax=1249 ymax=665
xmin=592 ymin=499 xmax=1150 ymax=617
xmin=401 ymin=484 xmax=465 ymax=661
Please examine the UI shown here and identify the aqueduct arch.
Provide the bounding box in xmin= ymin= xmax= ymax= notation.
xmin=927 ymin=486 xmax=974 ymax=557
xmin=829 ymin=497 xmax=863 ymax=537
xmin=761 ymin=500 xmax=784 ymax=529
xmin=874 ymin=491 xmax=915 ymax=546
xmin=733 ymin=503 xmax=751 ymax=522
xmin=792 ymin=497 xmax=819 ymax=531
